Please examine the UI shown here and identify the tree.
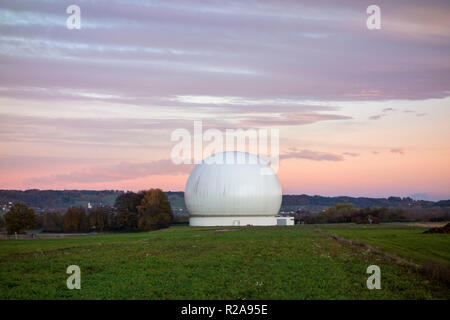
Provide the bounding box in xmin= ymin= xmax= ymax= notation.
xmin=4 ymin=203 xmax=36 ymax=234
xmin=35 ymin=213 xmax=43 ymax=230
xmin=63 ymin=206 xmax=89 ymax=233
xmin=114 ymin=192 xmax=144 ymax=231
xmin=322 ymin=202 xmax=357 ymax=223
xmin=43 ymin=211 xmax=64 ymax=233
xmin=0 ymin=215 xmax=5 ymax=229
xmin=137 ymin=189 xmax=173 ymax=231
xmin=88 ymin=206 xmax=111 ymax=232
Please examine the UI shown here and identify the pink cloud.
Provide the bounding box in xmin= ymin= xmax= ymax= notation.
xmin=26 ymin=160 xmax=194 ymax=185
xmin=342 ymin=152 xmax=359 ymax=157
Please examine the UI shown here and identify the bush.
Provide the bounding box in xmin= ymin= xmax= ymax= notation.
xmin=4 ymin=203 xmax=36 ymax=234
xmin=113 ymin=191 xmax=144 ymax=231
xmin=137 ymin=189 xmax=173 ymax=231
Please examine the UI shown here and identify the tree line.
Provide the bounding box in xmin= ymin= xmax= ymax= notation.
xmin=294 ymin=202 xmax=449 ymax=224
xmin=0 ymin=189 xmax=121 ymax=211
xmin=282 ymin=194 xmax=448 ymax=209
xmin=0 ymin=189 xmax=173 ymax=234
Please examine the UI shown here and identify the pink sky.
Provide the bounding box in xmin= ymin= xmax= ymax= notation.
xmin=0 ymin=0 xmax=449 ymax=200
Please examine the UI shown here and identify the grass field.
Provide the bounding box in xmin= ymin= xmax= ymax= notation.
xmin=0 ymin=224 xmax=449 ymax=299
xmin=320 ymin=223 xmax=450 ymax=266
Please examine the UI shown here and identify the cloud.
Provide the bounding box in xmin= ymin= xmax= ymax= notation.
xmin=280 ymin=149 xmax=344 ymax=162
xmin=26 ymin=159 xmax=194 ymax=185
xmin=1 ymin=0 xmax=450 ymax=102
xmin=370 ymin=107 xmax=397 ymax=120
xmin=240 ymin=112 xmax=351 ymax=127
xmin=0 ymin=109 xmax=353 ymax=148
xmin=342 ymin=152 xmax=359 ymax=157
xmin=400 ymin=110 xmax=427 ymax=117
xmin=390 ymin=148 xmax=405 ymax=155
xmin=0 ymin=113 xmax=192 ymax=147
xmin=369 ymin=114 xmax=387 ymax=120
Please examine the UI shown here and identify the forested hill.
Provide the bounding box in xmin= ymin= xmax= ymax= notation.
xmin=0 ymin=190 xmax=122 ymax=212
xmin=282 ymin=194 xmax=449 ymax=212
xmin=0 ymin=190 xmax=448 ymax=214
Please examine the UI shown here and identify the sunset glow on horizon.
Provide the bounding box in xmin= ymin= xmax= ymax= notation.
xmin=0 ymin=0 xmax=449 ymax=200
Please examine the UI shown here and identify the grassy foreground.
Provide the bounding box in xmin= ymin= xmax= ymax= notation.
xmin=320 ymin=223 xmax=450 ymax=266
xmin=0 ymin=224 xmax=448 ymax=299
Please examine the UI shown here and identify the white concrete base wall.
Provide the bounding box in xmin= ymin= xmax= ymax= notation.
xmin=189 ymin=216 xmax=277 ymax=226
xmin=276 ymin=217 xmax=295 ymax=226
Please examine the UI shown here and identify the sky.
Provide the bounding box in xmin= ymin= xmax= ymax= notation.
xmin=0 ymin=0 xmax=449 ymax=200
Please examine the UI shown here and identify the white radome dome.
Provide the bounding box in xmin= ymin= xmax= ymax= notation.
xmin=185 ymin=151 xmax=282 ymax=226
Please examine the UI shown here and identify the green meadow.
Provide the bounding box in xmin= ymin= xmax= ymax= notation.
xmin=0 ymin=224 xmax=448 ymax=299
xmin=321 ymin=223 xmax=450 ymax=266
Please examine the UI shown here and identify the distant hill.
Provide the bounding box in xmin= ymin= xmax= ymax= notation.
xmin=0 ymin=190 xmax=123 ymax=214
xmin=434 ymin=200 xmax=450 ymax=208
xmin=281 ymin=194 xmax=443 ymax=212
xmin=0 ymin=190 xmax=447 ymax=214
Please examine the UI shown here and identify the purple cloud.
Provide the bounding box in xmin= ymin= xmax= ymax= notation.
xmin=342 ymin=152 xmax=359 ymax=157
xmin=390 ymin=148 xmax=405 ymax=155
xmin=240 ymin=113 xmax=351 ymax=127
xmin=280 ymin=149 xmax=344 ymax=162
xmin=369 ymin=114 xmax=387 ymax=120
xmin=1 ymin=0 xmax=449 ymax=102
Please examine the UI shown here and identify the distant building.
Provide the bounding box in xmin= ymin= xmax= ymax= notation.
xmin=276 ymin=217 xmax=295 ymax=226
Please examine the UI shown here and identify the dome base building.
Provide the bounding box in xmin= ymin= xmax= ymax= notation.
xmin=189 ymin=216 xmax=277 ymax=227
xmin=185 ymin=151 xmax=282 ymax=227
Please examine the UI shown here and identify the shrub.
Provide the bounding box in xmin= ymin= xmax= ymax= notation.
xmin=137 ymin=189 xmax=173 ymax=231
xmin=4 ymin=203 xmax=36 ymax=234
xmin=114 ymin=191 xmax=144 ymax=231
